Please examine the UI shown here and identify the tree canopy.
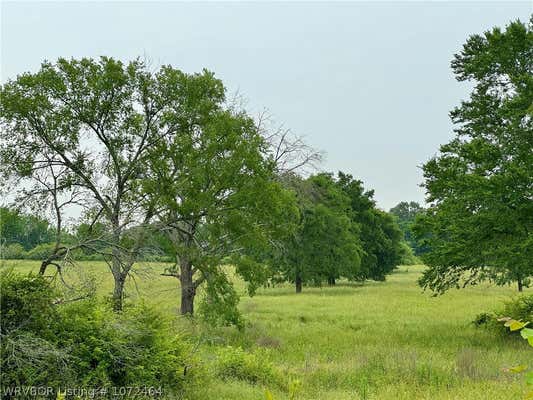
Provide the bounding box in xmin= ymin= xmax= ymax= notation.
xmin=414 ymin=18 xmax=533 ymax=293
xmin=389 ymin=201 xmax=427 ymax=256
xmin=271 ymin=173 xmax=362 ymax=292
xmin=0 ymin=207 xmax=53 ymax=250
xmin=335 ymin=172 xmax=404 ymax=281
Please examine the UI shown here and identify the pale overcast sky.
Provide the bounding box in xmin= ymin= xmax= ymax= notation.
xmin=1 ymin=1 xmax=531 ymax=210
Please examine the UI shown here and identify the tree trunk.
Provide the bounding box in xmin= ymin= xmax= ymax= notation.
xmin=328 ymin=276 xmax=336 ymax=286
xmin=518 ymin=278 xmax=523 ymax=292
xmin=112 ymin=273 xmax=125 ymax=312
xmin=39 ymin=261 xmax=48 ymax=275
xmin=295 ymin=272 xmax=302 ymax=293
xmin=180 ymin=258 xmax=196 ymax=315
xmin=111 ymin=223 xmax=124 ymax=312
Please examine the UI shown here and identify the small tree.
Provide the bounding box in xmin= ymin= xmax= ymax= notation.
xmin=413 ymin=19 xmax=533 ymax=293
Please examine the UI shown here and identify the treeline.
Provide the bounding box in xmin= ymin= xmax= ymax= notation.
xmin=1 ymin=207 xmax=173 ymax=261
xmin=2 ymin=177 xmax=414 ymax=277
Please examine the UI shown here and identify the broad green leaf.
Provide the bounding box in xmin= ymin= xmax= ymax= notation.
xmin=264 ymin=389 xmax=274 ymax=400
xmin=521 ymin=328 xmax=533 ymax=339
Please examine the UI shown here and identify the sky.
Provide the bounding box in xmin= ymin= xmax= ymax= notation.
xmin=1 ymin=1 xmax=531 ymax=210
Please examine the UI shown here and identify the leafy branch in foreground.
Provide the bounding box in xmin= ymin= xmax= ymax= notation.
xmin=498 ymin=317 xmax=533 ymax=399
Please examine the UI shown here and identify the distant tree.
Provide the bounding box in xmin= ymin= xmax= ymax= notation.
xmin=413 ymin=19 xmax=533 ymax=293
xmin=389 ymin=201 xmax=427 ymax=255
xmin=336 ymin=172 xmax=404 ymax=281
xmin=0 ymin=207 xmax=53 ymax=251
xmin=273 ymin=173 xmax=362 ymax=292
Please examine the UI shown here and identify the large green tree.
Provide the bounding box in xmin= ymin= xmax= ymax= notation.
xmin=414 ymin=19 xmax=533 ymax=293
xmin=0 ymin=57 xmax=220 ymax=310
xmin=144 ymin=78 xmax=298 ymax=322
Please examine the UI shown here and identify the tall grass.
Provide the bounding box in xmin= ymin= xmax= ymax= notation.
xmin=3 ymin=260 xmax=531 ymax=399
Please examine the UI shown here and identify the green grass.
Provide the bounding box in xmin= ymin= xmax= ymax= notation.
xmin=3 ymin=260 xmax=531 ymax=399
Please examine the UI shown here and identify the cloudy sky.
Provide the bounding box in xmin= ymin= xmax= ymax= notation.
xmin=2 ymin=1 xmax=530 ymax=210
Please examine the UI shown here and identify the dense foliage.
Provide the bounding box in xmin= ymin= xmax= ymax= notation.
xmin=272 ymin=173 xmax=363 ymax=292
xmin=0 ymin=207 xmax=53 ymax=251
xmin=335 ymin=172 xmax=404 ymax=281
xmin=0 ymin=270 xmax=197 ymax=397
xmin=414 ymin=18 xmax=533 ymax=293
xmin=271 ymin=172 xmax=404 ymax=292
xmin=389 ymin=201 xmax=427 ymax=256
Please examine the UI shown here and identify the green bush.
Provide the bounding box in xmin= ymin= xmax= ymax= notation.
xmin=55 ymin=301 xmax=197 ymax=392
xmin=1 ymin=243 xmax=26 ymax=259
xmin=474 ymin=294 xmax=533 ymax=336
xmin=0 ymin=270 xmax=59 ymax=337
xmin=0 ymin=270 xmax=199 ymax=397
xmin=0 ymin=270 xmax=73 ymax=388
xmin=399 ymin=242 xmax=420 ymax=266
xmin=215 ymin=346 xmax=283 ymax=388
xmin=500 ymin=295 xmax=533 ymax=323
xmin=26 ymin=242 xmax=56 ymax=260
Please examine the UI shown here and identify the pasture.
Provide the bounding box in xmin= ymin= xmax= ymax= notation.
xmin=3 ymin=260 xmax=531 ymax=400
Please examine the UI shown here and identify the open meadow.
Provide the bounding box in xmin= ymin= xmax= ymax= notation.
xmin=4 ymin=260 xmax=531 ymax=400
xmin=2 ymin=11 xmax=531 ymax=398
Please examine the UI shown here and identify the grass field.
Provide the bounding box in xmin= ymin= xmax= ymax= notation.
xmin=3 ymin=260 xmax=531 ymax=399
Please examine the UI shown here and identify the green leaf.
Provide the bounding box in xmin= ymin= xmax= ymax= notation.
xmin=521 ymin=328 xmax=533 ymax=339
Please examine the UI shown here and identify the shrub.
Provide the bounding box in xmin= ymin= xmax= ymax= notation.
xmin=474 ymin=294 xmax=533 ymax=336
xmin=1 ymin=270 xmax=72 ymax=388
xmin=215 ymin=346 xmax=283 ymax=388
xmin=0 ymin=270 xmax=199 ymax=397
xmin=500 ymin=295 xmax=533 ymax=323
xmin=1 ymin=243 xmax=26 ymax=259
xmin=26 ymin=242 xmax=56 ymax=260
xmin=0 ymin=269 xmax=59 ymax=337
xmin=113 ymin=303 xmax=195 ymax=389
xmin=55 ymin=301 xmax=197 ymax=392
